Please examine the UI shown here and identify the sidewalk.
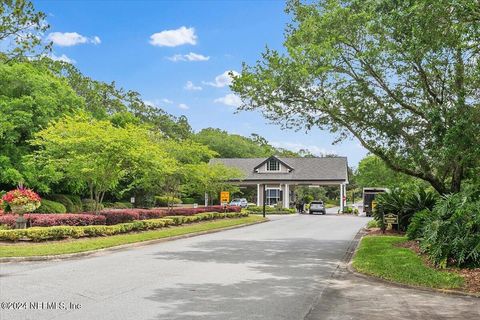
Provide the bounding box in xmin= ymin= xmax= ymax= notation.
xmin=306 ymin=262 xmax=480 ymax=319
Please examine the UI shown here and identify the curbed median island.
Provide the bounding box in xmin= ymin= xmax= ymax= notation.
xmin=0 ymin=211 xmax=250 ymax=242
xmin=0 ymin=212 xmax=266 ymax=258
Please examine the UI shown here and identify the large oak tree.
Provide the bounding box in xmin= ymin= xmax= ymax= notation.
xmin=232 ymin=0 xmax=480 ymax=194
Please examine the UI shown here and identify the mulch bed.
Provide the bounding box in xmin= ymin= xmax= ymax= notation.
xmin=395 ymin=239 xmax=480 ymax=294
xmin=365 ymin=227 xmax=405 ymax=236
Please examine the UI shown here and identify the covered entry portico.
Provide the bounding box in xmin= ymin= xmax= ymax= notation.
xmin=210 ymin=156 xmax=349 ymax=211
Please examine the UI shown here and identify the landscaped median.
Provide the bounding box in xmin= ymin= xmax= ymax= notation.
xmin=351 ymin=235 xmax=473 ymax=293
xmin=0 ymin=212 xmax=266 ymax=258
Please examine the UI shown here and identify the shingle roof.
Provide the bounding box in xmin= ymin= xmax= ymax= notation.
xmin=210 ymin=157 xmax=348 ymax=182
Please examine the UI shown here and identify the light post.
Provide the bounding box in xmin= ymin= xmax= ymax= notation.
xmin=262 ymin=184 xmax=266 ymax=218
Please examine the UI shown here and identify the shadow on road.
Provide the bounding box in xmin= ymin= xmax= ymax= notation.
xmin=146 ymin=238 xmax=349 ymax=320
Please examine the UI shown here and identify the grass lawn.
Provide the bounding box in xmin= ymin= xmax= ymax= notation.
xmin=0 ymin=215 xmax=265 ymax=258
xmin=352 ymin=236 xmax=464 ymax=289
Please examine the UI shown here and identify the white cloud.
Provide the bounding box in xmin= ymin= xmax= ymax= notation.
xmin=270 ymin=141 xmax=337 ymax=157
xmin=214 ymin=93 xmax=242 ymax=107
xmin=168 ymin=52 xmax=209 ymax=62
xmin=48 ymin=53 xmax=75 ymax=64
xmin=47 ymin=32 xmax=101 ymax=46
xmin=203 ymin=70 xmax=239 ymax=87
xmin=185 ymin=52 xmax=209 ymax=61
xmin=143 ymin=100 xmax=157 ymax=107
xmin=149 ymin=26 xmax=197 ymax=47
xmin=144 ymin=98 xmax=174 ymax=107
xmin=178 ymin=103 xmax=190 ymax=110
xmin=184 ymin=81 xmax=202 ymax=91
xmin=92 ymin=36 xmax=101 ymax=45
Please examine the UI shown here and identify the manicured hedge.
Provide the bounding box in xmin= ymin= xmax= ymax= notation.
xmin=0 ymin=215 xmax=16 ymax=228
xmin=98 ymin=205 xmax=240 ymax=225
xmin=0 ymin=206 xmax=242 ymax=229
xmin=0 ymin=214 xmax=106 ymax=228
xmin=246 ymin=206 xmax=296 ymax=214
xmin=0 ymin=218 xmax=173 ymax=241
xmin=28 ymin=214 xmax=106 ymax=227
xmin=100 ymin=211 xmax=140 ymax=225
xmin=0 ymin=211 xmax=249 ymax=242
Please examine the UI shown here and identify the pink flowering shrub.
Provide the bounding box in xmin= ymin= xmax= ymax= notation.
xmin=0 ymin=205 xmax=242 ymax=229
xmin=99 ymin=211 xmax=140 ymax=225
xmin=0 ymin=213 xmax=106 ymax=228
xmin=27 ymin=214 xmax=106 ymax=227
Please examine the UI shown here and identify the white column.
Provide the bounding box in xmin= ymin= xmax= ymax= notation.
xmin=204 ymin=192 xmax=208 ymax=207
xmin=257 ymin=184 xmax=261 ymax=206
xmin=340 ymin=183 xmax=344 ymax=212
xmin=284 ymin=184 xmax=290 ymax=208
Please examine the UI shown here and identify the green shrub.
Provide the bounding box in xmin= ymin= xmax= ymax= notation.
xmin=34 ymin=200 xmax=67 ymax=214
xmin=366 ymin=220 xmax=379 ymax=229
xmin=48 ymin=194 xmax=73 ymax=212
xmin=246 ymin=205 xmax=295 ymax=214
xmin=155 ymin=196 xmax=182 ymax=207
xmin=113 ymin=202 xmax=133 ymax=209
xmin=420 ymin=186 xmax=480 ymax=268
xmin=374 ymin=188 xmax=438 ymax=231
xmin=339 ymin=206 xmax=359 ymax=214
xmin=103 ymin=202 xmax=133 ymax=209
xmin=406 ymin=209 xmax=432 ymax=240
xmin=0 ymin=218 xmax=175 ymax=242
xmin=68 ymin=195 xmax=83 ymax=212
xmin=181 ymin=197 xmax=196 ymax=204
xmin=81 ymin=199 xmax=104 ymax=212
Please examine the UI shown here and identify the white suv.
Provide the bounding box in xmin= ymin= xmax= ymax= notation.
xmin=309 ymin=201 xmax=326 ymax=215
xmin=230 ymin=198 xmax=248 ymax=208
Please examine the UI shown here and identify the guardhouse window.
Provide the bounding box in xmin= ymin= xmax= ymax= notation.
xmin=267 ymin=159 xmax=280 ymax=171
xmin=266 ymin=189 xmax=281 ymax=205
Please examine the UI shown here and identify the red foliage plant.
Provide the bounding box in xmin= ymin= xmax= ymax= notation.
xmin=0 ymin=214 xmax=106 ymax=228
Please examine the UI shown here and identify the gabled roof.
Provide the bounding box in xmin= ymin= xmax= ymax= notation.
xmin=253 ymin=155 xmax=294 ymax=171
xmin=210 ymin=157 xmax=348 ymax=182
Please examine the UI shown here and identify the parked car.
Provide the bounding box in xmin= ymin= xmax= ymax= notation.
xmin=229 ymin=198 xmax=248 ymax=208
xmin=309 ymin=201 xmax=326 ymax=215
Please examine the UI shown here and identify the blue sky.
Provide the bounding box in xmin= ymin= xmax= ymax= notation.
xmin=35 ymin=0 xmax=367 ymax=166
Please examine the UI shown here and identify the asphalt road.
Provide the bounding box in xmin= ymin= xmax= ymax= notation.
xmin=0 ymin=215 xmax=367 ymax=320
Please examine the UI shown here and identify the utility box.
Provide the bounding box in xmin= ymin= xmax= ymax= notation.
xmin=362 ymin=188 xmax=388 ymax=217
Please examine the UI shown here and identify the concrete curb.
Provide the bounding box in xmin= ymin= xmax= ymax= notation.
xmin=0 ymin=218 xmax=269 ymax=264
xmin=346 ymin=230 xmax=480 ymax=299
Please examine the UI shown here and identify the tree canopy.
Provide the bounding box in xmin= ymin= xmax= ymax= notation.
xmin=194 ymin=128 xmax=301 ymax=158
xmin=0 ymin=0 xmax=50 ymax=59
xmin=355 ymin=155 xmax=424 ymax=190
xmin=0 ymin=62 xmax=84 ymax=187
xmin=28 ymin=114 xmax=177 ymax=211
xmin=232 ymin=0 xmax=480 ymax=194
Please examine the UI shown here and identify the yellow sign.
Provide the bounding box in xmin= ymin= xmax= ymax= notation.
xmin=371 ymin=200 xmax=377 ymax=211
xmin=220 ymin=191 xmax=230 ymax=204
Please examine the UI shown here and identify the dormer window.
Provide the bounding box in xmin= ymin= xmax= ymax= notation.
xmin=266 ymin=159 xmax=280 ymax=171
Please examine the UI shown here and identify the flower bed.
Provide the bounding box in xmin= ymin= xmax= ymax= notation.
xmin=0 ymin=205 xmax=241 ymax=228
xmin=98 ymin=205 xmax=241 ymax=225
xmin=0 ymin=211 xmax=249 ymax=242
